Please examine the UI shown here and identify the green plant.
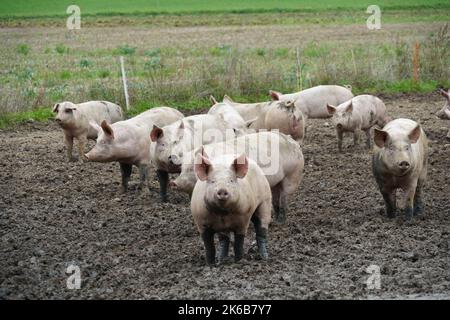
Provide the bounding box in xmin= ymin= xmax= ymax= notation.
xmin=79 ymin=59 xmax=91 ymax=68
xmin=17 ymin=43 xmax=30 ymax=55
xmin=55 ymin=43 xmax=68 ymax=54
xmin=114 ymin=44 xmax=136 ymax=55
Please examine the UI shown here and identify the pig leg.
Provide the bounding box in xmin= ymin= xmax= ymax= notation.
xmin=353 ymin=131 xmax=360 ymax=149
xmin=380 ymin=187 xmax=397 ymax=218
xmin=138 ymin=164 xmax=149 ymax=192
xmin=64 ymin=133 xmax=74 ymax=162
xmin=336 ymin=128 xmax=343 ymax=152
xmin=218 ymin=232 xmax=230 ymax=263
xmin=271 ymin=184 xmax=282 ymax=222
xmin=252 ymin=201 xmax=271 ymax=260
xmin=201 ymin=228 xmax=216 ymax=266
xmin=413 ymin=182 xmax=424 ymax=216
xmin=156 ymin=169 xmax=169 ymax=202
xmin=365 ymin=129 xmax=371 ymax=149
xmin=233 ymin=233 xmax=245 ymax=262
xmin=119 ymin=163 xmax=132 ymax=193
xmin=77 ymin=135 xmax=88 ymax=162
xmin=404 ymin=181 xmax=418 ymax=220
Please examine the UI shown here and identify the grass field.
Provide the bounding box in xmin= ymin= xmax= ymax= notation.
xmin=0 ymin=1 xmax=449 ymax=127
xmin=1 ymin=0 xmax=449 ymax=17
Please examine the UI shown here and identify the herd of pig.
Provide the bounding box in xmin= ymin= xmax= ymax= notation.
xmin=52 ymin=85 xmax=450 ymax=265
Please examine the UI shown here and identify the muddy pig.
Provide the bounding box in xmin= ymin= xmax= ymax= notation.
xmin=150 ymin=113 xmax=234 ymax=201
xmin=269 ymin=85 xmax=354 ymax=119
xmin=372 ymin=118 xmax=428 ymax=220
xmin=85 ymin=107 xmax=183 ymax=193
xmin=436 ymin=89 xmax=450 ymax=138
xmin=191 ymin=153 xmax=272 ymax=265
xmin=53 ymin=101 xmax=124 ymax=161
xmin=327 ymin=95 xmax=390 ymax=152
xmin=223 ymin=95 xmax=305 ymax=144
xmin=172 ymin=132 xmax=304 ymax=223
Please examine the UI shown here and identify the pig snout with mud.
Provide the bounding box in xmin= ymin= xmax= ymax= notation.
xmin=327 ymin=95 xmax=390 ymax=152
xmin=223 ymin=95 xmax=305 ymax=144
xmin=437 ymin=89 xmax=450 ymax=138
xmin=150 ymin=113 xmax=234 ymax=202
xmin=85 ymin=107 xmax=183 ymax=194
xmin=53 ymin=100 xmax=124 ymax=162
xmin=269 ymin=85 xmax=354 ymax=119
xmin=173 ymin=132 xmax=304 ymax=223
xmin=372 ymin=118 xmax=428 ymax=220
xmin=191 ymin=153 xmax=272 ymax=265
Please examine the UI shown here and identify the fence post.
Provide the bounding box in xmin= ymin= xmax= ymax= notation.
xmin=295 ymin=47 xmax=302 ymax=92
xmin=412 ymin=42 xmax=420 ymax=83
xmin=120 ymin=56 xmax=130 ymax=111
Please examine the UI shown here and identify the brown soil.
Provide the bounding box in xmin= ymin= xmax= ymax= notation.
xmin=0 ymin=94 xmax=449 ymax=299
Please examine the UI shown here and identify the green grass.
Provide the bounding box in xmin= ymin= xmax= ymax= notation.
xmin=0 ymin=0 xmax=449 ymax=18
xmin=0 ymin=107 xmax=53 ymax=128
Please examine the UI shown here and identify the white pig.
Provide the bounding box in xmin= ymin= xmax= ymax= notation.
xmin=269 ymin=85 xmax=354 ymax=119
xmin=327 ymin=95 xmax=390 ymax=152
xmin=53 ymin=101 xmax=124 ymax=161
xmin=372 ymin=118 xmax=428 ymax=220
xmin=191 ymin=153 xmax=272 ymax=265
xmin=150 ymin=113 xmax=234 ymax=201
xmin=223 ymin=95 xmax=305 ymax=144
xmin=172 ymin=132 xmax=304 ymax=223
xmin=437 ymin=89 xmax=450 ymax=138
xmin=208 ymin=96 xmax=247 ymax=132
xmin=85 ymin=107 xmax=183 ymax=193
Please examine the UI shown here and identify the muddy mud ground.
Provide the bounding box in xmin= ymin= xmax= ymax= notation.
xmin=0 ymin=94 xmax=449 ymax=299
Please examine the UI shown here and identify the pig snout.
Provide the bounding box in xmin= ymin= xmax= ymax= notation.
xmin=84 ymin=153 xmax=90 ymax=161
xmin=336 ymin=123 xmax=343 ymax=130
xmin=398 ymin=161 xmax=410 ymax=171
xmin=168 ymin=154 xmax=181 ymax=166
xmin=216 ymin=188 xmax=230 ymax=201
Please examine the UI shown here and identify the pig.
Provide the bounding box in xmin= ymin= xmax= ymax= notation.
xmin=223 ymin=95 xmax=305 ymax=144
xmin=269 ymin=85 xmax=354 ymax=119
xmin=85 ymin=107 xmax=183 ymax=193
xmin=208 ymin=96 xmax=247 ymax=132
xmin=53 ymin=101 xmax=124 ymax=162
xmin=436 ymin=89 xmax=450 ymax=138
xmin=172 ymin=131 xmax=304 ymax=223
xmin=191 ymin=153 xmax=272 ymax=265
xmin=372 ymin=118 xmax=428 ymax=220
xmin=326 ymin=95 xmax=390 ymax=152
xmin=150 ymin=113 xmax=234 ymax=201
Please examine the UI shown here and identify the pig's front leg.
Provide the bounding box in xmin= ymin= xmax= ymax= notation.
xmin=201 ymin=228 xmax=216 ymax=266
xmin=218 ymin=232 xmax=230 ymax=263
xmin=365 ymin=129 xmax=372 ymax=149
xmin=251 ymin=209 xmax=270 ymax=260
xmin=64 ymin=133 xmax=75 ymax=162
xmin=336 ymin=128 xmax=343 ymax=153
xmin=119 ymin=163 xmax=132 ymax=193
xmin=77 ymin=135 xmax=88 ymax=162
xmin=233 ymin=233 xmax=245 ymax=262
xmin=156 ymin=169 xmax=169 ymax=202
xmin=404 ymin=181 xmax=418 ymax=220
xmin=413 ymin=181 xmax=425 ymax=216
xmin=353 ymin=130 xmax=360 ymax=149
xmin=379 ymin=187 xmax=396 ymax=218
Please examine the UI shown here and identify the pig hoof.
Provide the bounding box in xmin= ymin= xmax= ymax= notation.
xmin=404 ymin=208 xmax=413 ymax=220
xmin=68 ymin=157 xmax=77 ymax=163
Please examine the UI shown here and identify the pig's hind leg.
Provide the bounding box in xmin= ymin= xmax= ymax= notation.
xmin=218 ymin=233 xmax=230 ymax=263
xmin=138 ymin=164 xmax=150 ymax=193
xmin=119 ymin=163 xmax=132 ymax=193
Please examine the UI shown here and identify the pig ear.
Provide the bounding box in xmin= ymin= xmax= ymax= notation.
xmin=232 ymin=154 xmax=248 ymax=179
xmin=269 ymin=90 xmax=282 ymax=101
xmin=439 ymin=88 xmax=450 ymax=100
xmin=150 ymin=125 xmax=163 ymax=142
xmin=326 ymin=104 xmax=336 ymax=115
xmin=408 ymin=124 xmax=421 ymax=144
xmin=52 ymin=103 xmax=60 ymax=113
xmin=209 ymin=95 xmax=218 ymax=105
xmin=101 ymin=120 xmax=114 ymax=139
xmin=89 ymin=121 xmax=102 ymax=133
xmin=374 ymin=128 xmax=389 ymax=148
xmin=223 ymin=95 xmax=234 ymax=104
xmin=194 ymin=153 xmax=212 ymax=181
xmin=179 ymin=121 xmax=185 ymax=130
xmin=345 ymin=101 xmax=353 ymax=113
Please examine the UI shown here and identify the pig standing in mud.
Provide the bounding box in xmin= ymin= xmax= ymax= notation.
xmin=372 ymin=118 xmax=428 ymax=220
xmin=222 ymin=95 xmax=305 ymax=144
xmin=327 ymin=95 xmax=390 ymax=152
xmin=53 ymin=101 xmax=124 ymax=161
xmin=172 ymin=132 xmax=304 ymax=223
xmin=269 ymin=85 xmax=354 ymax=119
xmin=437 ymin=89 xmax=450 ymax=138
xmin=85 ymin=107 xmax=183 ymax=193
xmin=150 ymin=113 xmax=234 ymax=201
xmin=191 ymin=153 xmax=272 ymax=265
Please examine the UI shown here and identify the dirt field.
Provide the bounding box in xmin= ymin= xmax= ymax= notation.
xmin=0 ymin=94 xmax=449 ymax=299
